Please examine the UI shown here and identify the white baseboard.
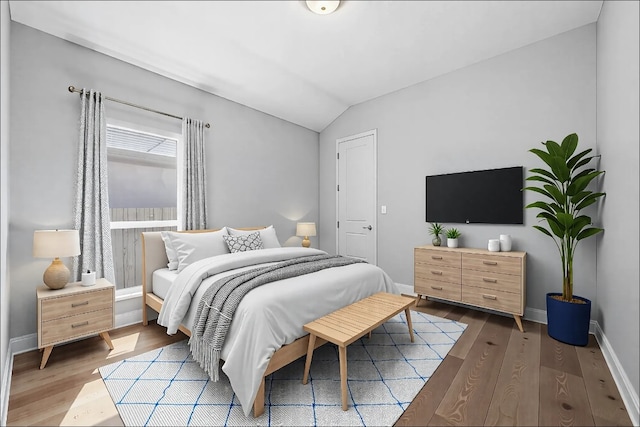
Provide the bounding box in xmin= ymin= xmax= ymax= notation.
xmin=594 ymin=322 xmax=640 ymax=426
xmin=115 ymin=309 xmax=143 ymax=329
xmin=1 ymin=340 xmax=13 ymax=427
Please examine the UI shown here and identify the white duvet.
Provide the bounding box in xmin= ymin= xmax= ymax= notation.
xmin=157 ymin=247 xmax=398 ymax=416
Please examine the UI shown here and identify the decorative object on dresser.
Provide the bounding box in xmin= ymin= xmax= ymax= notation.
xmin=37 ymin=278 xmax=114 ymax=369
xmin=81 ymin=270 xmax=96 ymax=286
xmin=32 ymin=229 xmax=81 ymax=290
xmin=296 ymin=222 xmax=316 ymax=248
xmin=445 ymin=227 xmax=461 ymax=248
xmin=414 ymin=245 xmax=526 ymax=332
xmin=427 ymin=222 xmax=444 ymax=246
xmin=524 ymin=132 xmax=605 ymax=346
xmin=487 ymin=239 xmax=500 ymax=252
xmin=499 ymin=234 xmax=512 ymax=251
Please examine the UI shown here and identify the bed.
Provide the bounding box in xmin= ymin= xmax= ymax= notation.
xmin=141 ymin=227 xmax=398 ymax=417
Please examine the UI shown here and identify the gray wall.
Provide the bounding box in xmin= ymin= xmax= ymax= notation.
xmin=320 ymin=24 xmax=597 ymax=316
xmin=596 ymin=0 xmax=640 ymax=403
xmin=1 ymin=1 xmax=11 ymax=424
xmin=8 ymin=22 xmax=319 ymax=340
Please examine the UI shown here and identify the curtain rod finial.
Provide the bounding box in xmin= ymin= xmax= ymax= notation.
xmin=68 ymin=85 xmax=75 ymax=93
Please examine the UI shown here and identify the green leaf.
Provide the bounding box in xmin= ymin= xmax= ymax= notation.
xmin=529 ymin=148 xmax=556 ymax=170
xmin=556 ymin=212 xmax=575 ymax=231
xmin=526 ymin=175 xmax=555 ymax=185
xmin=570 ymin=191 xmax=591 ymax=204
xmin=549 ymin=156 xmax=570 ymax=182
xmin=523 ymin=186 xmax=555 ymax=200
xmin=568 ymin=171 xmax=604 ymax=195
xmin=544 ymin=140 xmax=563 ymax=157
xmin=532 ymin=225 xmax=553 ymax=238
xmin=572 ymin=156 xmax=595 ymax=171
xmin=575 ymin=192 xmax=605 ymax=211
xmin=544 ymin=184 xmax=565 ymax=205
xmin=529 ymin=168 xmax=557 ymax=181
xmin=525 ymin=201 xmax=555 ymax=213
xmin=577 ymin=227 xmax=603 ymax=240
xmin=570 ymin=215 xmax=591 ymax=238
xmin=561 ymin=133 xmax=579 ymax=159
xmin=567 ymin=149 xmax=592 ymax=170
xmin=538 ymin=212 xmax=565 ymax=238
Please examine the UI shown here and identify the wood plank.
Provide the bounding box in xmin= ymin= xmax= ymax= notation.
xmin=484 ymin=321 xmax=541 ymax=426
xmin=430 ymin=315 xmax=513 ymax=426
xmin=540 ymin=324 xmax=583 ymax=377
xmin=395 ymin=355 xmax=465 ymax=426
xmin=538 ymin=366 xmax=595 ymax=426
xmin=447 ymin=309 xmax=490 ymax=359
xmin=575 ymin=334 xmax=633 ymax=426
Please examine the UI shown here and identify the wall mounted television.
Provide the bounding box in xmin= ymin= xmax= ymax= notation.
xmin=426 ymin=166 xmax=524 ymax=224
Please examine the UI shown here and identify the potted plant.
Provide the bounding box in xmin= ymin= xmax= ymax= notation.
xmin=428 ymin=222 xmax=444 ymax=246
xmin=524 ymin=133 xmax=605 ymax=346
xmin=445 ymin=228 xmax=461 ymax=248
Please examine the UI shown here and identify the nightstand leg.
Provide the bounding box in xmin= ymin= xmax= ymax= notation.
xmin=40 ymin=346 xmax=53 ymax=369
xmin=100 ymin=332 xmax=114 ymax=350
xmin=513 ymin=315 xmax=524 ymax=333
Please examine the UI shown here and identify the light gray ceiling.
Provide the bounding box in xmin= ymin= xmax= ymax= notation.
xmin=9 ymin=1 xmax=603 ymax=132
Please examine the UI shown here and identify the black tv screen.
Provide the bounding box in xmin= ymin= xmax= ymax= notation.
xmin=426 ymin=166 xmax=524 ymax=224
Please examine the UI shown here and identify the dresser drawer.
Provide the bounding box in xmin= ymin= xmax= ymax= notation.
xmin=462 ymin=286 xmax=522 ymax=315
xmin=462 ymin=253 xmax=522 ymax=275
xmin=41 ymin=288 xmax=113 ymax=322
xmin=415 ymin=279 xmax=461 ymax=302
xmin=462 ymin=270 xmax=521 ymax=294
xmin=415 ymin=248 xmax=461 ymax=268
xmin=40 ymin=307 xmax=114 ymax=346
xmin=415 ymin=263 xmax=460 ymax=284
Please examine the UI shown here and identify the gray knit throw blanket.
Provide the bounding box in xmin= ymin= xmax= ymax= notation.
xmin=189 ymin=254 xmax=365 ymax=381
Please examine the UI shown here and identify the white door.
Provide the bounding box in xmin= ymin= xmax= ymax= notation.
xmin=336 ymin=130 xmax=377 ymax=263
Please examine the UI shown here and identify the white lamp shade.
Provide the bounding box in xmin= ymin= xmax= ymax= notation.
xmin=306 ymin=0 xmax=340 ymax=15
xmin=296 ymin=222 xmax=317 ymax=237
xmin=33 ymin=229 xmax=81 ymax=259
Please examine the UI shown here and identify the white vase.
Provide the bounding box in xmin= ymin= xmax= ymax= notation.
xmin=447 ymin=238 xmax=459 ymax=248
xmin=488 ymin=239 xmax=500 ymax=252
xmin=499 ymin=234 xmax=512 ymax=252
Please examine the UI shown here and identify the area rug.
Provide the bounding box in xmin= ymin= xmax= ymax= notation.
xmin=100 ymin=310 xmax=466 ymax=426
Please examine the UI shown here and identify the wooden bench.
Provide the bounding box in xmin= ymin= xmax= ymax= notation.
xmin=301 ymin=292 xmax=416 ymax=410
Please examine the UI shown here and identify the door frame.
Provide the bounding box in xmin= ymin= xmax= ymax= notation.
xmin=335 ymin=129 xmax=378 ymax=264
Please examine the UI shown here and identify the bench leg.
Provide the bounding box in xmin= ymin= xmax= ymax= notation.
xmin=302 ymin=333 xmax=316 ymax=385
xmin=404 ymin=308 xmax=415 ymax=343
xmin=339 ymin=345 xmax=348 ymax=411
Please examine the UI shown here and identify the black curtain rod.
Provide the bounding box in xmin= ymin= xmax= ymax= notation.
xmin=67 ymin=85 xmax=211 ymax=129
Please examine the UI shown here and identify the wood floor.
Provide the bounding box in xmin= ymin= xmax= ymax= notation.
xmin=6 ymin=298 xmax=633 ymax=426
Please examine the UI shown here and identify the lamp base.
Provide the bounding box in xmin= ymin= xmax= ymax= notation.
xmin=302 ymin=237 xmax=311 ymax=248
xmin=43 ymin=258 xmax=71 ymax=290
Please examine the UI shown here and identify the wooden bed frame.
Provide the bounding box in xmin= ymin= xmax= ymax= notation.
xmin=140 ymin=228 xmax=328 ymax=417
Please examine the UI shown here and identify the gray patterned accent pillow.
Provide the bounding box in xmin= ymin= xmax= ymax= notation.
xmin=223 ymin=231 xmax=264 ymax=253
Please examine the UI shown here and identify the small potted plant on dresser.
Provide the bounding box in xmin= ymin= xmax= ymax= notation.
xmin=524 ymin=133 xmax=605 ymax=346
xmin=445 ymin=228 xmax=461 ymax=248
xmin=428 ymin=222 xmax=444 ymax=246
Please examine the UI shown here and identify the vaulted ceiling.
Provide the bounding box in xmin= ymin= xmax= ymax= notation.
xmin=9 ymin=1 xmax=603 ymax=132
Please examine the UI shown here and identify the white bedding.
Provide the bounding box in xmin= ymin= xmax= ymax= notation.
xmin=156 ymin=247 xmax=398 ymax=416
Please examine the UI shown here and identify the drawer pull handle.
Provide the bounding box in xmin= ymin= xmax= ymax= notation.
xmin=71 ymin=301 xmax=89 ymax=308
xmin=482 ymin=278 xmax=497 ymax=283
xmin=431 ymin=256 xmax=443 ymax=260
xmin=431 ymin=286 xmax=443 ymax=290
xmin=483 ymin=261 xmax=498 ymax=265
xmin=71 ymin=321 xmax=89 ymax=328
xmin=482 ymin=294 xmax=497 ymax=300
xmin=431 ymin=271 xmax=443 ymax=275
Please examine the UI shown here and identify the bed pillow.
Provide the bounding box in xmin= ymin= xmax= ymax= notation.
xmin=165 ymin=228 xmax=230 ymax=273
xmin=223 ymin=232 xmax=264 ymax=253
xmin=227 ymin=225 xmax=282 ymax=249
xmin=160 ymin=231 xmax=179 ymax=271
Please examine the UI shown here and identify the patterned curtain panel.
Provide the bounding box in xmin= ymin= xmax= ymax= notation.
xmin=72 ymin=89 xmax=116 ymax=284
xmin=182 ymin=118 xmax=208 ymax=230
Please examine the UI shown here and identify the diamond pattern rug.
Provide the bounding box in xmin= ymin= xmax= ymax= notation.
xmin=100 ymin=310 xmax=466 ymax=426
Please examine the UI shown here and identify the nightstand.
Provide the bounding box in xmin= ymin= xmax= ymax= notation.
xmin=37 ymin=278 xmax=115 ymax=369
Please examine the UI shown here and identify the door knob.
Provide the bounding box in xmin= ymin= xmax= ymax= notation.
xmin=363 ymin=225 xmax=372 ymax=230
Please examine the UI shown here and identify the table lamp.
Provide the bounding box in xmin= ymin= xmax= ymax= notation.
xmin=296 ymin=222 xmax=316 ymax=248
xmin=33 ymin=229 xmax=81 ymax=289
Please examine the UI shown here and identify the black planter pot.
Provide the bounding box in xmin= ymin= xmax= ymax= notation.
xmin=546 ymin=292 xmax=591 ymax=346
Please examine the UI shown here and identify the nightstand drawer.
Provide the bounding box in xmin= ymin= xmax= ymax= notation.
xmin=462 ymin=286 xmax=522 ymax=315
xmin=462 ymin=270 xmax=521 ymax=293
xmin=415 ymin=248 xmax=461 ymax=268
xmin=462 ymin=253 xmax=522 ymax=275
xmin=415 ymin=279 xmax=461 ymax=301
xmin=40 ymin=307 xmax=113 ymax=346
xmin=41 ymin=288 xmax=112 ymax=322
xmin=415 ymin=263 xmax=460 ymax=284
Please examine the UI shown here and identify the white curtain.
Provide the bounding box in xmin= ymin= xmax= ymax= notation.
xmin=182 ymin=118 xmax=208 ymax=230
xmin=72 ymin=89 xmax=116 ymax=284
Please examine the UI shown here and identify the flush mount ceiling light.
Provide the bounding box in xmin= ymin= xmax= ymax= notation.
xmin=306 ymin=0 xmax=340 ymax=15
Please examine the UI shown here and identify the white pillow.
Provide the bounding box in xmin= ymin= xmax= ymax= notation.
xmin=160 ymin=231 xmax=179 ymax=271
xmin=165 ymin=228 xmax=230 ymax=272
xmin=227 ymin=225 xmax=281 ymax=249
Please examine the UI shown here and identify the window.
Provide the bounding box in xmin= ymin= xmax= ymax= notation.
xmin=106 ymin=123 xmax=182 ymax=293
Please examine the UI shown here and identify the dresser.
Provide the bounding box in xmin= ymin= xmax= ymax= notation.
xmin=414 ymin=245 xmax=526 ymax=332
xmin=37 ymin=278 xmax=115 ymax=369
